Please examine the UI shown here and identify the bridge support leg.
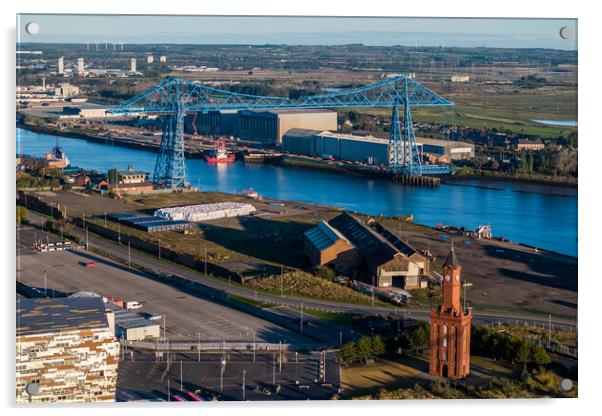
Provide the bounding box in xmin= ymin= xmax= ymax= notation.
xmin=401 ymin=77 xmax=423 ymax=176
xmin=388 ymin=101 xmax=402 ymax=174
xmin=152 ymin=83 xmax=188 ymax=189
xmin=389 ymin=77 xmax=423 ymax=176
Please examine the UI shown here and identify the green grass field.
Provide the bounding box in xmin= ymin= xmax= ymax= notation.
xmin=352 ymin=84 xmax=577 ymax=138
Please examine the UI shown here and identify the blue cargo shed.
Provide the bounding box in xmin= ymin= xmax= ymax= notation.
xmin=135 ymin=220 xmax=192 ymax=233
xmin=108 ymin=213 xmax=138 ymax=222
xmin=123 ymin=216 xmax=167 ymax=225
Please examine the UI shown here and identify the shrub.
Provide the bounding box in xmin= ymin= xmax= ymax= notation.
xmin=409 ymin=324 xmax=430 ymax=353
xmin=371 ymin=335 xmax=386 ymax=357
xmin=315 ymin=265 xmax=336 ymax=281
xmin=531 ymin=345 xmax=551 ymax=367
xmin=16 ymin=206 xmax=28 ymax=225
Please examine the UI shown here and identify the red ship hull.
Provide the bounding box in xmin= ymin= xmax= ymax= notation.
xmin=204 ymin=154 xmax=236 ymax=164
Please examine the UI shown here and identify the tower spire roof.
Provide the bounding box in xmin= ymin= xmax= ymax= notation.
xmin=443 ymin=239 xmax=461 ymax=269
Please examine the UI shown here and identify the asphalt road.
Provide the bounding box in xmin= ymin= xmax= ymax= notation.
xmin=17 ymin=225 xmax=320 ymax=345
xmin=20 ymin=210 xmax=577 ymax=331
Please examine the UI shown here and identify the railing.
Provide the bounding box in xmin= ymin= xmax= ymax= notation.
xmin=121 ymin=339 xmax=333 ymax=352
xmin=528 ymin=337 xmax=577 ymax=359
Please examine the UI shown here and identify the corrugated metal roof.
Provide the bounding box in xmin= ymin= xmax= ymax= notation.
xmin=366 ymin=220 xmax=420 ymax=257
xmin=17 ymin=297 xmax=108 ymax=336
xmin=304 ymin=220 xmax=351 ymax=251
xmin=328 ymin=213 xmax=402 ymax=271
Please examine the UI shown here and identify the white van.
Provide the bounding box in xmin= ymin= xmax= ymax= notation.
xmin=125 ymin=301 xmax=142 ymax=310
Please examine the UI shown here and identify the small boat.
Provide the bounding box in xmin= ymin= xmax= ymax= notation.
xmin=242 ymin=188 xmax=262 ymax=200
xmin=204 ymin=139 xmax=236 ymax=163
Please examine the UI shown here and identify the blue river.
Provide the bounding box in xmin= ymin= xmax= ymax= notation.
xmin=17 ymin=128 xmax=578 ymax=256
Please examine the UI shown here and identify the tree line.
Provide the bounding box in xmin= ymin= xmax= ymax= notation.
xmin=338 ymin=322 xmax=550 ymax=370
xmin=471 ymin=326 xmax=550 ymax=368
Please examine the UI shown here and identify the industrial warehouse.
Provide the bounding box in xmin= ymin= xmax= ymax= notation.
xmin=283 ymin=128 xmax=474 ymax=165
xmin=189 ymin=108 xmax=338 ymax=145
xmin=187 ymin=107 xmax=473 ymax=164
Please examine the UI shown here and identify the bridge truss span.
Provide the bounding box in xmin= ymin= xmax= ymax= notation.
xmin=109 ymin=76 xmax=454 ymax=188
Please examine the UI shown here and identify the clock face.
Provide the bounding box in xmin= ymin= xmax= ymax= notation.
xmin=444 ymin=275 xmax=450 ymax=282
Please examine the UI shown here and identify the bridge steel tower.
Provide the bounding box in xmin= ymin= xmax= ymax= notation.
xmin=153 ymin=81 xmax=188 ymax=188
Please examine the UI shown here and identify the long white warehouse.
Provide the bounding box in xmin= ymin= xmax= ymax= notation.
xmin=155 ymin=202 xmax=256 ymax=222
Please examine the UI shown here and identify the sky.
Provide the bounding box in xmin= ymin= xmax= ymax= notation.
xmin=17 ymin=15 xmax=577 ymax=50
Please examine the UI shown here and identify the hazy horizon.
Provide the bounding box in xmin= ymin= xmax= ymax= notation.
xmin=17 ymin=15 xmax=577 ymax=50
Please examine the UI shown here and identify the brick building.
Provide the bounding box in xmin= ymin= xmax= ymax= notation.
xmin=303 ymin=220 xmax=359 ymax=272
xmin=429 ymin=243 xmax=472 ymax=379
xmin=304 ymin=213 xmax=428 ymax=290
xmin=515 ymin=138 xmax=545 ymax=151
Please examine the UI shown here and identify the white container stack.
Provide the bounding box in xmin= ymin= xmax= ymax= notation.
xmin=155 ymin=202 xmax=256 ymax=222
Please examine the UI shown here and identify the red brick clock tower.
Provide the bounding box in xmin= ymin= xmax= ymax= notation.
xmin=429 ymin=242 xmax=472 ymax=379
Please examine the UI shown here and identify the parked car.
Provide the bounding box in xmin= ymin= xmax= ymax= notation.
xmin=125 ymin=301 xmax=142 ymax=310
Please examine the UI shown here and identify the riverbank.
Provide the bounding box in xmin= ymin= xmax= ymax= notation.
xmin=449 ymin=168 xmax=578 ymax=188
xmin=17 ymin=122 xmax=206 ymax=159
xmin=17 ymin=126 xmax=578 ymax=257
xmin=19 ymin=123 xmax=575 ymax=188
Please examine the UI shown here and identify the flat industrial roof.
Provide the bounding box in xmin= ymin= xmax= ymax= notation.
xmin=284 ymin=128 xmax=473 ymax=149
xmin=105 ymin=302 xmax=160 ymax=330
xmin=240 ymin=108 xmax=335 ymax=116
xmin=17 ymin=297 xmax=109 ymax=337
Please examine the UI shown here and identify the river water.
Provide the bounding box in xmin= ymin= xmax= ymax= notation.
xmin=17 ymin=128 xmax=578 ymax=256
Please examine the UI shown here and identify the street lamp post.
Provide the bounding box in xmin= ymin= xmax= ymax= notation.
xmin=372 ymin=275 xmax=374 ymax=306
xmin=463 ymin=282 xmax=473 ymax=311
xmin=279 ymin=341 xmax=282 ymax=374
xmin=220 ymin=358 xmax=226 ymax=392
xmin=280 ymin=264 xmax=284 ymax=295
xmin=242 ymin=369 xmax=246 ymax=401
xmin=272 ymin=353 xmax=276 ymax=385
xmin=300 ymin=300 xmax=304 ymax=333
xmin=548 ymin=314 xmax=552 ymax=348
xmin=322 ymin=351 xmax=327 ymax=383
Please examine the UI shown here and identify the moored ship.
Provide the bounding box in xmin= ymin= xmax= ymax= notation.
xmin=204 ymin=139 xmax=236 ymax=164
xmin=45 ymin=139 xmax=70 ymax=169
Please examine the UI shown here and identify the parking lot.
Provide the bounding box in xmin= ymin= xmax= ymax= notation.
xmin=116 ymin=350 xmax=340 ymax=402
xmin=17 ymin=225 xmax=320 ymax=345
